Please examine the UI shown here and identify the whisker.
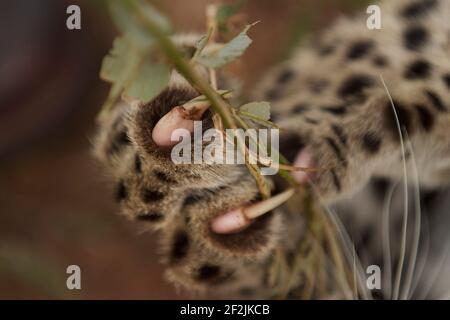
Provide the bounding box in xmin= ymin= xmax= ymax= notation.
xmin=401 ymin=133 xmax=421 ymax=300
xmin=382 ymin=182 xmax=397 ymax=300
xmin=409 ymin=212 xmax=430 ymax=299
xmin=380 ymin=75 xmax=409 ymax=300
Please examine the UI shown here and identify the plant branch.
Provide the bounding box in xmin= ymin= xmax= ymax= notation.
xmin=127 ymin=0 xmax=270 ymax=197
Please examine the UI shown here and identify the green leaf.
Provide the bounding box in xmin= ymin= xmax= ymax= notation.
xmin=239 ymin=101 xmax=271 ymax=121
xmin=100 ymin=37 xmax=134 ymax=83
xmin=109 ymin=0 xmax=172 ymax=48
xmin=197 ymin=24 xmax=254 ymax=69
xmin=99 ymin=36 xmax=141 ymax=113
xmin=99 ymin=32 xmax=171 ymax=114
xmin=125 ymin=62 xmax=170 ymax=101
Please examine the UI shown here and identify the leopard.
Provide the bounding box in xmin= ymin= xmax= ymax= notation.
xmin=93 ymin=0 xmax=450 ymax=299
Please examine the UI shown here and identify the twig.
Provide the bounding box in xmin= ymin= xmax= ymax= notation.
xmin=127 ymin=0 xmax=271 ymax=197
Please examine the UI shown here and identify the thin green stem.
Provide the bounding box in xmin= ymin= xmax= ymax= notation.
xmin=129 ymin=0 xmax=236 ymax=129
xmin=127 ymin=0 xmax=270 ymax=197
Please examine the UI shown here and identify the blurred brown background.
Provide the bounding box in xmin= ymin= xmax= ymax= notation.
xmin=0 ymin=0 xmax=368 ymax=299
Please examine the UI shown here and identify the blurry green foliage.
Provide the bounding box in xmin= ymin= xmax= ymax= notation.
xmin=216 ymin=0 xmax=246 ymax=33
xmin=0 ymin=245 xmax=71 ymax=298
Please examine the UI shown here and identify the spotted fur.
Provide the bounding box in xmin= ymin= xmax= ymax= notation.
xmin=94 ymin=0 xmax=450 ymax=299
